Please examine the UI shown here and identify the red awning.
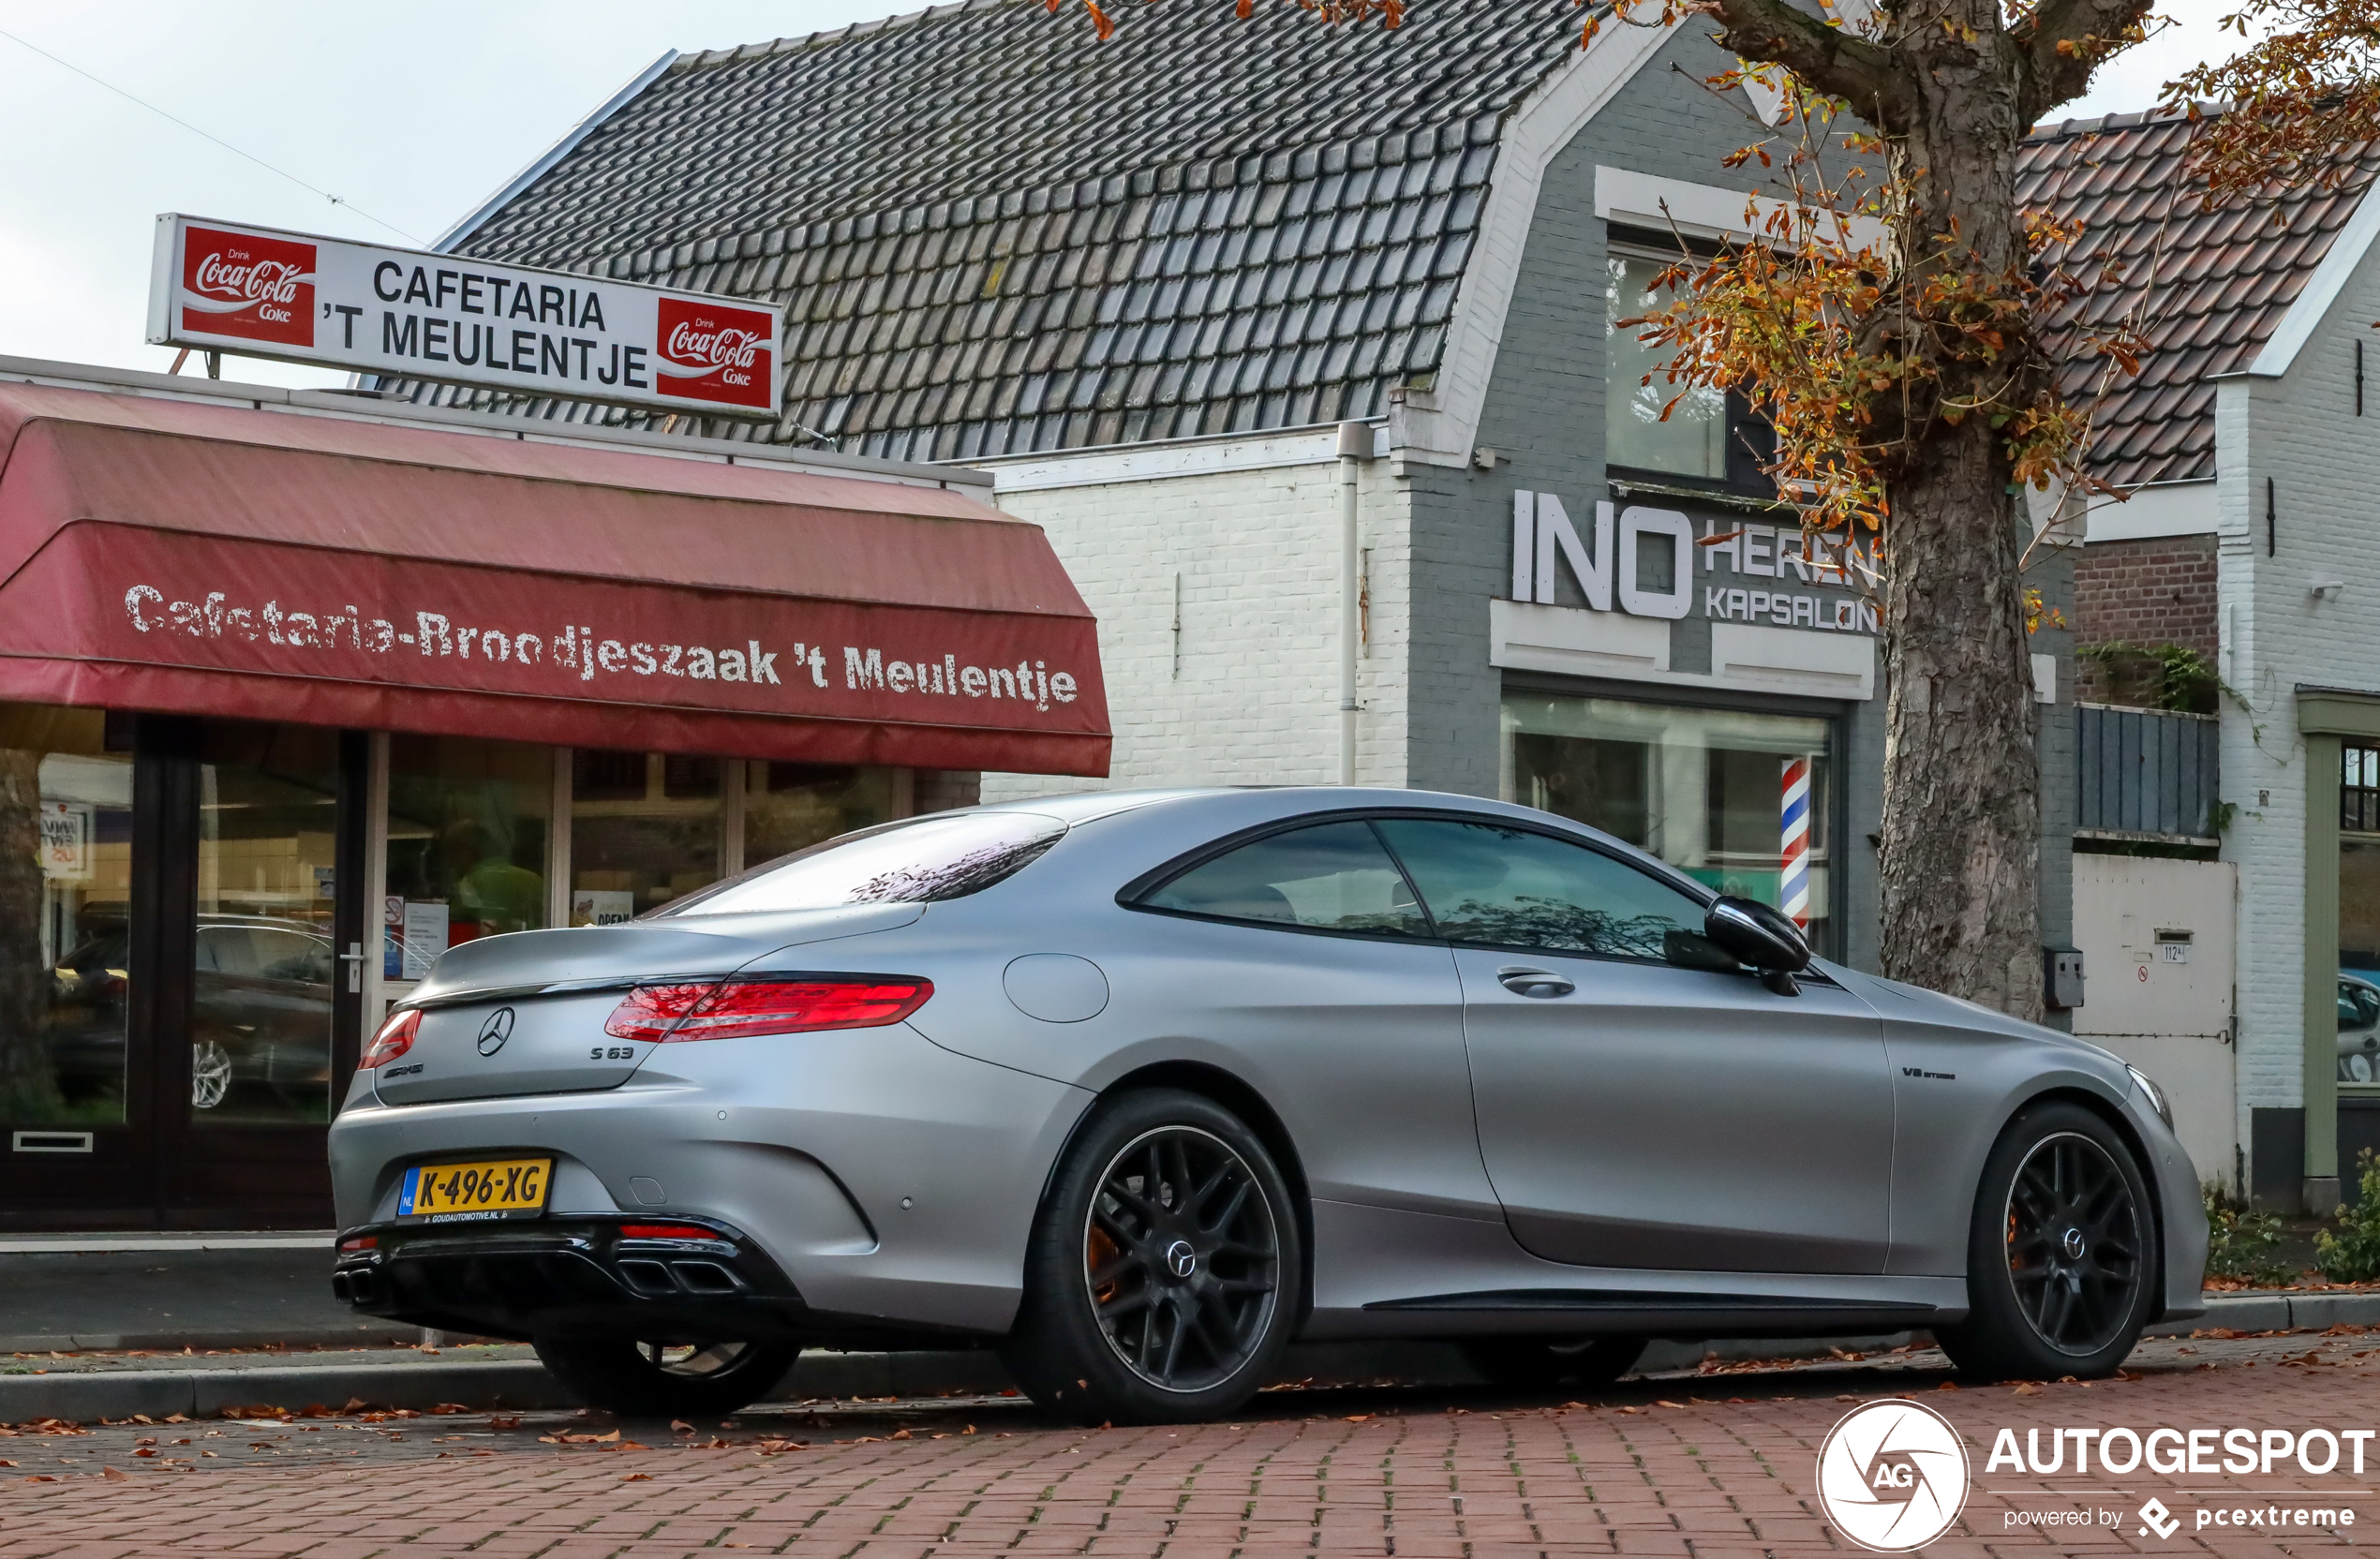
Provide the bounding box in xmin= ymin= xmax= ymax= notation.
xmin=0 ymin=380 xmax=1108 ymax=775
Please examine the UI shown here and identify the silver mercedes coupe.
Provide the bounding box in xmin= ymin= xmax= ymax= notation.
xmin=327 ymin=787 xmax=2208 ymax=1422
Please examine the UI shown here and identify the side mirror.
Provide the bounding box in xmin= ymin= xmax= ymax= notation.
xmin=1704 ymin=895 xmax=1810 ymax=994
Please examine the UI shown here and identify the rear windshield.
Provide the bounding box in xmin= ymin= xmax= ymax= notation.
xmin=651 ymin=811 xmax=1068 ymax=918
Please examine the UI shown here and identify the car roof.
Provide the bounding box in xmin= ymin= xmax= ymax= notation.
xmin=984 ymin=786 xmax=1718 ymax=905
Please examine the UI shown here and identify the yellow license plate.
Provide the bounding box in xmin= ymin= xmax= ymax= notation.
xmin=399 ymin=1157 xmax=552 ymax=1220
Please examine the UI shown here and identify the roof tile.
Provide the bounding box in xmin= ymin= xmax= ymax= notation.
xmin=401 ymin=0 xmax=1600 ymax=452
xmin=2027 ymin=108 xmax=2378 ymax=485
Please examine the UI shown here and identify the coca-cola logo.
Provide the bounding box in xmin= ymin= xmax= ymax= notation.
xmin=663 ymin=319 xmax=764 ymax=371
xmin=191 ymin=253 xmax=305 ymax=307
xmin=179 ymin=226 xmax=315 ymax=349
xmin=654 ymin=295 xmax=774 ymax=410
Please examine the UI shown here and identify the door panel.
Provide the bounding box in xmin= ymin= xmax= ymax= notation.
xmin=1453 ymin=948 xmax=1894 ymax=1272
xmin=1098 ymin=820 xmax=1487 ymax=1218
xmin=1371 ymin=814 xmax=1893 ymax=1275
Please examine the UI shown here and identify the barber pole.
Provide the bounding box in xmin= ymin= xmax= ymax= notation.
xmin=1780 ymin=757 xmax=1811 ymax=928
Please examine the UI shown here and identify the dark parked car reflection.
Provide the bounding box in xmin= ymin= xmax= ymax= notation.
xmin=51 ymin=915 xmax=334 ymax=1112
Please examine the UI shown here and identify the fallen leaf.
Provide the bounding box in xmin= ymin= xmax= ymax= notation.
xmin=671 ymin=1420 xmax=696 ymax=1434
xmin=2011 ymin=1382 xmax=2042 ymax=1395
xmin=1935 ymin=1381 xmax=1960 ymax=1391
xmin=488 ymin=1416 xmax=522 ymax=1432
xmin=100 ymin=1466 xmax=130 ymax=1481
xmin=1345 ymin=1414 xmax=1371 ymax=1422
xmin=24 ymin=1475 xmax=56 ymax=1483
xmin=621 ymin=1472 xmax=652 ymax=1481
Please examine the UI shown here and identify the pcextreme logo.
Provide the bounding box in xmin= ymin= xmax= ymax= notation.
xmin=1816 ymin=1399 xmax=1973 ymax=1552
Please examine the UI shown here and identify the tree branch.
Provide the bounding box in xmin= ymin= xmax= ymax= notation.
xmin=1695 ymin=0 xmax=1911 ymax=127
xmin=2015 ymin=0 xmax=2158 ymax=121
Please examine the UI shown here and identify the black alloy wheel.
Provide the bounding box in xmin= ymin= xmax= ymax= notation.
xmin=2005 ymin=1133 xmax=2146 ymax=1354
xmin=1936 ymin=1101 xmax=2157 ymax=1381
xmin=533 ymin=1335 xmax=801 ymax=1417
xmin=1084 ymin=1126 xmax=1281 ymax=1391
xmin=1004 ymin=1089 xmax=1302 ymax=1424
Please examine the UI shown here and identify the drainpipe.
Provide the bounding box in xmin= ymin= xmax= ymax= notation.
xmin=1335 ymin=422 xmax=1371 ymax=786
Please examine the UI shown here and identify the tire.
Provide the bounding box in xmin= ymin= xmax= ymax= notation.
xmin=532 ymin=1336 xmax=801 ymax=1418
xmin=1002 ymin=1089 xmax=1303 ymax=1425
xmin=1934 ymin=1100 xmax=2158 ymax=1381
xmin=1459 ymin=1334 xmax=1645 ymax=1391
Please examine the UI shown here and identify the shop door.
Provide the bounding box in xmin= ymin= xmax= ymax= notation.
xmin=0 ymin=705 xmax=150 ymax=1228
xmin=3 ymin=713 xmax=366 ymax=1230
xmin=142 ymin=721 xmax=368 ymax=1228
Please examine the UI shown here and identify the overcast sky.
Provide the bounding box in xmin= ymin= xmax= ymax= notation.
xmin=0 ymin=0 xmax=2256 ymax=390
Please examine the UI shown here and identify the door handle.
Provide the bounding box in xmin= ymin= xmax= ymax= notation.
xmin=1497 ymin=967 xmax=1575 ymax=998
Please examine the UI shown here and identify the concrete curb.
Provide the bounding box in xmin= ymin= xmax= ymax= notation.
xmin=0 ymin=1361 xmax=570 ymax=1423
xmin=0 ymin=1329 xmax=426 ymax=1355
xmin=5 ymin=1291 xmax=2368 ymax=1425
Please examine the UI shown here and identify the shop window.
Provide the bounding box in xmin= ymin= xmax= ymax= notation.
xmin=1504 ymin=694 xmax=1834 ymax=953
xmin=570 ymin=750 xmax=722 ymax=923
xmin=384 ymin=735 xmax=552 ymax=982
xmin=1606 ymin=250 xmax=1729 ymax=481
xmin=2342 ymin=743 xmax=2380 ymax=1088
xmin=743 ymin=763 xmax=896 ymax=869
xmin=0 ymin=705 xmax=131 ymax=1128
xmin=192 ymin=721 xmax=338 ymax=1126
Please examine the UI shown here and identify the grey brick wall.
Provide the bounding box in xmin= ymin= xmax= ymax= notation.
xmin=1413 ymin=24 xmax=1899 ymax=971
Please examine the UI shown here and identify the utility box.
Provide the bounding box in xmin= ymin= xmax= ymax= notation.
xmin=2072 ymin=854 xmax=2237 ymax=1186
xmin=2045 ymin=946 xmax=2086 ymax=1010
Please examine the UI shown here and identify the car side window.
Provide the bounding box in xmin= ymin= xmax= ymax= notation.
xmin=1141 ymin=820 xmax=1432 ymax=938
xmin=2344 ymin=980 xmax=2380 ymax=1029
xmin=197 ymin=928 xmax=252 ymax=975
xmin=1374 ymin=818 xmax=1704 ymax=960
xmin=255 ymin=932 xmax=331 ymax=984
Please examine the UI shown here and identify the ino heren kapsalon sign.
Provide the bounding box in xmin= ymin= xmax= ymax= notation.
xmin=146 ymin=215 xmax=783 ymax=419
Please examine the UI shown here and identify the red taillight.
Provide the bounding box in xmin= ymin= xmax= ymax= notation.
xmin=361 ymin=1008 xmax=420 ymax=1068
xmin=602 ymin=978 xmax=932 ymax=1043
xmin=618 ymin=1224 xmax=716 ymax=1240
xmin=339 ymin=1236 xmax=378 ymax=1253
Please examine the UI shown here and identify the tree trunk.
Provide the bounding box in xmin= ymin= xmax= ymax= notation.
xmin=1878 ymin=430 xmax=2044 ymax=1017
xmin=0 ymin=747 xmax=62 ymax=1117
xmin=1872 ymin=12 xmax=2045 ymax=1018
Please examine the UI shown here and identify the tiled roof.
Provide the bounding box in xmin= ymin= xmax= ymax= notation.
xmin=399 ymin=0 xmax=1599 ymax=460
xmin=2021 ymin=107 xmax=2380 ymax=488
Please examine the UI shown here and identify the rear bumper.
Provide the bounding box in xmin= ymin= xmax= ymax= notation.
xmin=332 ymin=1215 xmax=816 ymax=1343
xmin=325 ymin=1022 xmax=1093 ymax=1338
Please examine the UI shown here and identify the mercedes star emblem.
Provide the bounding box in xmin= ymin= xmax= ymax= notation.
xmin=476 ymin=1007 xmax=516 ymax=1057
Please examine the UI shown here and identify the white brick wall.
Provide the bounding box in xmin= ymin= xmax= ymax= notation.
xmin=976 ymin=448 xmax=1413 ymax=802
xmin=2217 ymin=230 xmax=2380 ymax=1160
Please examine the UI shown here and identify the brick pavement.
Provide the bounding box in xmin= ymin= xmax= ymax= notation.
xmin=0 ymin=1331 xmax=2374 ymax=1557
